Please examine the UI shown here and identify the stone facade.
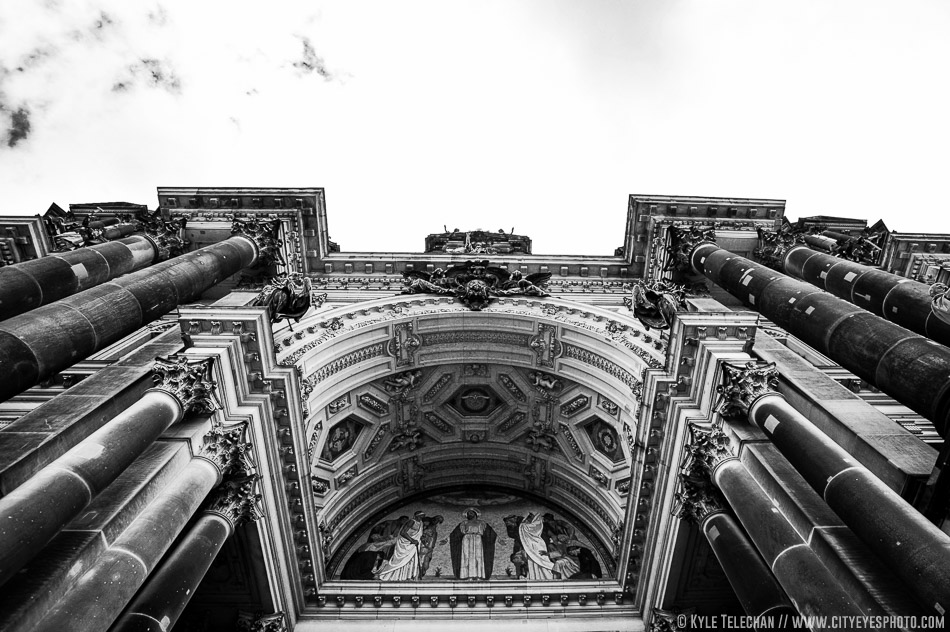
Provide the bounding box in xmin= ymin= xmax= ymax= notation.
xmin=0 ymin=189 xmax=947 ymax=631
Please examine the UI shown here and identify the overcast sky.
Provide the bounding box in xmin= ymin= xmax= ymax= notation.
xmin=1 ymin=1 xmax=947 ymax=254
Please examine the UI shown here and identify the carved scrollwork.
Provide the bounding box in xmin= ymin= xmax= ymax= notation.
xmin=230 ymin=214 xmax=284 ymax=266
xmin=753 ymin=223 xmax=804 ymax=271
xmin=716 ymin=361 xmax=779 ymax=418
xmin=675 ymin=467 xmax=727 ymax=524
xmin=205 ymin=474 xmax=263 ymax=531
xmin=684 ymin=423 xmax=735 ymax=475
xmin=150 ymin=355 xmax=221 ymax=414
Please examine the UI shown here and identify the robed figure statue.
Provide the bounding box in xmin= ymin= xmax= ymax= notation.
xmin=449 ymin=508 xmax=497 ymax=580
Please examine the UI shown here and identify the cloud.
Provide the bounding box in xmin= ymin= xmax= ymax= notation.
xmin=5 ymin=106 xmax=31 ymax=147
xmin=112 ymin=57 xmax=181 ymax=94
xmin=292 ymin=36 xmax=332 ymax=81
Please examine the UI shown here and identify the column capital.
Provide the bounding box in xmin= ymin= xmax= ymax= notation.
xmin=205 ymin=474 xmax=263 ymax=531
xmin=237 ymin=611 xmax=288 ymax=632
xmin=664 ymin=223 xmax=716 ymax=273
xmin=676 ymin=468 xmax=728 ymax=524
xmin=753 ymin=224 xmax=805 ymax=270
xmin=625 ymin=279 xmax=687 ymax=330
xmin=716 ymin=361 xmax=780 ymax=418
xmin=231 ymin=215 xmax=284 ymax=266
xmin=142 ymin=212 xmax=188 ymax=261
xmin=150 ymin=355 xmax=222 ymax=415
xmin=931 ymin=282 xmax=950 ymax=327
xmin=197 ymin=421 xmax=254 ymax=478
xmin=650 ymin=608 xmax=689 ymax=632
xmin=685 ymin=423 xmax=735 ymax=475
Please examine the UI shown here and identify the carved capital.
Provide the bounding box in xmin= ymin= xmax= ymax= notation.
xmin=231 ymin=215 xmax=284 ymax=266
xmin=650 ymin=608 xmax=689 ymax=632
xmin=753 ymin=224 xmax=805 ymax=271
xmin=716 ymin=361 xmax=779 ymax=418
xmin=143 ymin=212 xmax=188 ymax=261
xmin=197 ymin=422 xmax=253 ymax=478
xmin=237 ymin=611 xmax=288 ymax=632
xmin=628 ymin=279 xmax=687 ymax=330
xmin=150 ymin=355 xmax=221 ymax=415
xmin=676 ymin=469 xmax=727 ymax=524
xmin=684 ymin=423 xmax=735 ymax=476
xmin=205 ymin=474 xmax=262 ymax=531
xmin=664 ymin=224 xmax=716 ymax=273
xmin=931 ymin=282 xmax=950 ymax=327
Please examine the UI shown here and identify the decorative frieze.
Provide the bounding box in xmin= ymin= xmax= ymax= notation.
xmin=422 ymin=373 xmax=453 ymax=402
xmin=558 ymin=423 xmax=585 ymax=463
xmin=560 ymin=395 xmax=590 ymax=417
xmin=150 ymin=355 xmax=221 ymax=414
xmin=363 ymin=423 xmax=390 ymax=460
xmin=497 ymin=374 xmax=526 ymax=402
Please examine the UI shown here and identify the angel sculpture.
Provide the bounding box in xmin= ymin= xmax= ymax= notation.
xmin=400 ymin=261 xmax=553 ymax=311
xmin=630 ymin=280 xmax=686 ymax=330
xmin=401 ymin=268 xmax=456 ymax=295
xmin=252 ymin=273 xmax=314 ymax=327
xmin=498 ymin=270 xmax=552 ymax=297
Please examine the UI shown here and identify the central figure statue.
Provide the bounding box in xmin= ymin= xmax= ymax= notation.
xmin=449 ymin=508 xmax=497 ymax=580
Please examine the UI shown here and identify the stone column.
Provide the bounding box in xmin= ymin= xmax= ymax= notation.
xmin=110 ymin=475 xmax=262 ymax=632
xmin=686 ymin=425 xmax=876 ymax=630
xmin=31 ymin=423 xmax=253 ymax=632
xmin=667 ymin=225 xmax=950 ymax=437
xmin=0 ymin=356 xmax=220 ymax=589
xmin=717 ymin=361 xmax=950 ymax=617
xmin=781 ymin=245 xmax=950 ymax=347
xmin=0 ymin=216 xmax=280 ymax=402
xmin=676 ymin=470 xmax=797 ymax=627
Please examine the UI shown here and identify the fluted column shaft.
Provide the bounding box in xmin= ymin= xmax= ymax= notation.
xmin=32 ymin=459 xmax=221 ymax=632
xmin=0 ymin=391 xmax=182 ymax=587
xmin=700 ymin=511 xmax=797 ymax=627
xmin=690 ymin=242 xmax=950 ymax=435
xmin=711 ymin=458 xmax=875 ymax=628
xmin=748 ymin=392 xmax=950 ymax=616
xmin=110 ymin=514 xmax=233 ymax=632
xmin=0 ymin=235 xmax=257 ymax=402
xmin=0 ymin=236 xmax=157 ymax=321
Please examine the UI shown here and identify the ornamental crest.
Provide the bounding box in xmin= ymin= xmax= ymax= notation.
xmin=401 ymin=260 xmax=551 ymax=311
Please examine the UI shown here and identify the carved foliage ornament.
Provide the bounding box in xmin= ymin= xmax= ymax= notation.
xmin=252 ymin=272 xmax=314 ymax=324
xmin=198 ymin=421 xmax=254 ymax=478
xmin=231 ymin=215 xmax=284 ymax=266
xmin=716 ymin=361 xmax=779 ymax=418
xmin=684 ymin=423 xmax=734 ymax=475
xmin=627 ymin=279 xmax=687 ymax=330
xmin=752 ymin=223 xmax=804 ymax=271
xmin=150 ymin=355 xmax=222 ymax=414
xmin=142 ymin=210 xmax=189 ymax=261
xmin=205 ymin=474 xmax=263 ymax=531
xmin=675 ymin=468 xmax=727 ymax=524
xmin=236 ymin=611 xmax=288 ymax=632
xmin=664 ymin=224 xmax=716 ymax=273
xmin=400 ymin=259 xmax=551 ymax=311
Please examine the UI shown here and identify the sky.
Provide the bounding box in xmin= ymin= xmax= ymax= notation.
xmin=1 ymin=0 xmax=948 ymax=255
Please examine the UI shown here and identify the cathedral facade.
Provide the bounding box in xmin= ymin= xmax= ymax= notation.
xmin=0 ymin=189 xmax=947 ymax=631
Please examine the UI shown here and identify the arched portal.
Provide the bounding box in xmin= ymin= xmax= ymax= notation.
xmin=273 ymin=293 xmax=667 ymax=604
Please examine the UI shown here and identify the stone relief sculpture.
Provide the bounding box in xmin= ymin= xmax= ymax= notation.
xmin=627 ymin=279 xmax=686 ymax=330
xmin=252 ymin=273 xmax=315 ymax=326
xmin=401 ymin=260 xmax=551 ymax=311
xmin=336 ymin=491 xmax=606 ymax=582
